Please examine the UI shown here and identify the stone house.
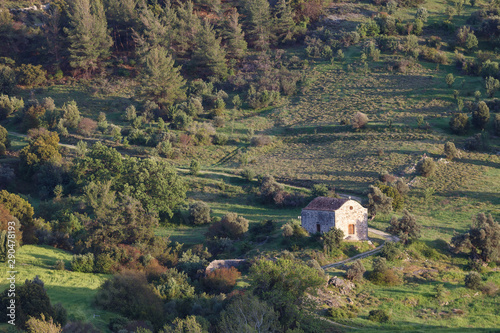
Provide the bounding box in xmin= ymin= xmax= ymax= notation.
xmin=301 ymin=197 xmax=368 ymax=240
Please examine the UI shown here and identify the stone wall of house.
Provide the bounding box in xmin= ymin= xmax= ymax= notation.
xmin=334 ymin=200 xmax=368 ymax=240
xmin=301 ymin=210 xmax=335 ymax=234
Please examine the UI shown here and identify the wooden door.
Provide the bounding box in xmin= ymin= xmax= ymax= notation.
xmin=348 ymin=224 xmax=355 ymax=235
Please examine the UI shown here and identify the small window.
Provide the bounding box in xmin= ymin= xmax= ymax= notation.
xmin=348 ymin=224 xmax=355 ymax=235
xmin=316 ymin=224 xmax=321 ymax=233
xmin=350 ymin=206 xmax=353 ymax=210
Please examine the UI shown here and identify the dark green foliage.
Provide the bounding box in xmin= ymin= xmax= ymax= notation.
xmin=472 ymin=101 xmax=490 ymax=129
xmin=160 ymin=316 xmax=205 ymax=333
xmin=259 ymin=175 xmax=283 ymax=203
xmin=368 ymin=185 xmax=393 ymax=216
xmin=0 ymin=190 xmax=35 ymax=244
xmin=449 ymin=113 xmax=470 ymax=134
xmin=242 ymin=0 xmax=272 ymax=50
xmin=346 ymin=260 xmax=366 ymax=281
xmin=16 ymin=64 xmax=47 ymax=87
xmin=416 ymin=157 xmax=436 ymax=177
xmin=55 ymin=260 xmax=65 ymax=271
xmin=368 ymin=257 xmax=401 ymax=285
xmin=190 ymin=159 xmax=201 ymax=175
xmin=485 ymin=76 xmax=500 ymax=98
xmin=206 ymin=212 xmax=249 ymax=239
xmin=139 ymin=46 xmax=186 ymax=107
xmin=387 ymin=210 xmax=421 ymax=244
xmin=465 ymin=132 xmax=490 ymax=151
xmin=376 ymin=183 xmax=404 ymax=210
xmin=223 ymin=9 xmax=247 ymax=59
xmin=380 ymin=242 xmax=401 ymax=261
xmin=465 ymin=271 xmax=482 ymax=289
xmin=273 ymin=0 xmax=300 ymax=44
xmin=148 ymin=268 xmax=195 ymax=301
xmin=282 ymin=219 xmax=308 ymax=238
xmin=0 ymin=65 xmax=16 ymax=94
xmin=241 ymin=168 xmax=255 ymax=182
xmin=394 ymin=179 xmax=409 ymax=196
xmin=311 ymin=184 xmax=329 ymax=198
xmin=94 ymin=253 xmax=115 ymax=274
xmin=451 ymin=213 xmax=500 ymax=263
xmin=444 ymin=141 xmax=458 ymax=160
xmin=0 ymin=277 xmax=65 ymax=330
xmin=0 ymin=125 xmax=10 ymax=154
xmin=323 ymin=227 xmax=344 ymax=255
xmin=191 ymin=21 xmax=227 ymax=81
xmin=188 ymin=201 xmax=211 ymax=225
xmin=71 ymin=253 xmax=94 ymax=273
xmin=368 ymin=309 xmax=390 ymax=323
xmin=94 ymin=272 xmax=163 ymax=328
xmin=445 ymin=73 xmax=455 ymax=87
xmin=494 ymin=113 xmax=500 ymax=135
xmin=172 ymin=111 xmax=192 ymax=130
xmin=65 ymin=0 xmax=112 ymax=74
xmin=218 ymin=295 xmax=279 ymax=333
xmin=213 ymin=133 xmax=228 ymax=145
xmin=250 ymin=258 xmax=325 ymax=327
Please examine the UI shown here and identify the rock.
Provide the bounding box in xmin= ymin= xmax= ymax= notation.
xmin=328 ymin=276 xmax=355 ymax=295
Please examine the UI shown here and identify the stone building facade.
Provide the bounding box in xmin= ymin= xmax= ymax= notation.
xmin=301 ymin=197 xmax=368 ymax=240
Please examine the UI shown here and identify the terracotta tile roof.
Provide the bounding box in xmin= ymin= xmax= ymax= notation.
xmin=302 ymin=197 xmax=349 ymax=212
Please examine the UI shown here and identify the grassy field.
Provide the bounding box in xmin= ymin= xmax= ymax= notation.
xmin=0 ymin=245 xmax=116 ymax=332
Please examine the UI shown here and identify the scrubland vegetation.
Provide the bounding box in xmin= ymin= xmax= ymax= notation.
xmin=0 ymin=0 xmax=499 ymax=332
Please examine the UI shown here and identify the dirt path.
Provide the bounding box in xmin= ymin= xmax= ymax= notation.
xmin=321 ymin=228 xmax=399 ymax=269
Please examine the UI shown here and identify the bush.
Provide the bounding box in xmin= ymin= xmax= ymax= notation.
xmin=328 ymin=304 xmax=359 ymax=320
xmin=380 ymin=242 xmax=401 ymax=261
xmin=77 ymin=118 xmax=97 ymax=136
xmin=444 ymin=141 xmax=458 ymax=160
xmin=494 ymin=114 xmax=500 ymax=135
xmin=311 ymin=183 xmax=329 ymax=197
xmin=156 ymin=140 xmax=172 ymax=158
xmin=472 ymin=101 xmax=490 ymax=129
xmin=481 ymin=282 xmax=499 ymax=296
xmin=251 ymin=135 xmax=273 ymax=147
xmin=282 ymin=219 xmax=309 ymax=238
xmin=241 ymin=168 xmax=255 ymax=181
xmin=368 ymin=309 xmax=390 ymax=323
xmin=202 ymin=267 xmax=241 ymax=294
xmin=0 ymin=94 xmax=24 ymax=120
xmin=55 ymin=259 xmax=65 ymax=270
xmin=188 ymin=201 xmax=211 ymax=225
xmin=71 ymin=253 xmax=94 ymax=273
xmin=449 ymin=113 xmax=469 ymax=134
xmin=416 ymin=157 xmax=436 ymax=177
xmin=0 ymin=65 xmax=16 ymax=94
xmin=213 ymin=132 xmax=228 ymax=145
xmin=171 ymin=111 xmax=192 ymax=130
xmin=206 ymin=213 xmax=249 ymax=239
xmin=94 ymin=253 xmax=115 ymax=274
xmin=190 ymin=159 xmax=201 ymax=175
xmin=465 ymin=271 xmax=482 ymax=290
xmin=323 ymin=227 xmax=344 ymax=254
xmin=346 ymin=260 xmax=366 ymax=281
xmin=352 ymin=112 xmax=368 ymax=129
xmin=386 ymin=210 xmax=421 ymax=244
xmin=16 ymin=64 xmax=47 ymax=87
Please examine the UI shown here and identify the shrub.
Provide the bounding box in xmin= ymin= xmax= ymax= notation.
xmin=311 ymin=183 xmax=329 ymax=197
xmin=352 ymin=112 xmax=368 ymax=129
xmin=202 ymin=267 xmax=241 ymax=294
xmin=55 ymin=259 xmax=65 ymax=270
xmin=171 ymin=111 xmax=192 ymax=130
xmin=241 ymin=168 xmax=255 ymax=182
xmin=328 ymin=304 xmax=359 ymax=320
xmin=368 ymin=309 xmax=390 ymax=323
xmin=444 ymin=141 xmax=458 ymax=160
xmin=494 ymin=114 xmax=500 ymax=135
xmin=368 ymin=185 xmax=393 ymax=216
xmin=77 ymin=118 xmax=97 ymax=136
xmin=346 ymin=260 xmax=366 ymax=281
xmin=26 ymin=314 xmax=62 ymax=333
xmin=251 ymin=135 xmax=273 ymax=147
xmin=376 ymin=183 xmax=404 ymax=210
xmin=445 ymin=73 xmax=455 ymax=87
xmin=189 ymin=201 xmax=211 ymax=225
xmin=386 ymin=210 xmax=421 ymax=244
xmin=465 ymin=271 xmax=482 ymax=290
xmin=465 ymin=133 xmax=489 ymax=151
xmin=481 ymin=282 xmax=499 ymax=296
xmin=213 ymin=132 xmax=228 ymax=145
xmin=190 ymin=160 xmax=201 ymax=175
xmin=416 ymin=157 xmax=436 ymax=177
xmin=94 ymin=253 xmax=115 ymax=274
xmin=380 ymin=242 xmax=401 ymax=261
xmin=323 ymin=227 xmax=344 ymax=254
xmin=16 ymin=64 xmax=47 ymax=87
xmin=449 ymin=113 xmax=470 ymax=134
xmin=0 ymin=94 xmax=24 ymax=120
xmin=71 ymin=253 xmax=94 ymax=273
xmin=472 ymin=101 xmax=490 ymax=129
xmin=156 ymin=140 xmax=172 ymax=158
xmin=282 ymin=219 xmax=309 ymax=238
xmin=206 ymin=213 xmax=249 ymax=239
xmin=0 ymin=65 xmax=16 ymax=94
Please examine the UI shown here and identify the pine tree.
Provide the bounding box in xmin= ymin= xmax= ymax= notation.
xmin=243 ymin=0 xmax=272 ymax=50
xmin=273 ymin=0 xmax=297 ymax=44
xmin=140 ymin=46 xmax=186 ymax=107
xmin=191 ymin=20 xmax=228 ymax=81
xmin=223 ymin=8 xmax=247 ymax=59
xmin=65 ymin=0 xmax=112 ymax=75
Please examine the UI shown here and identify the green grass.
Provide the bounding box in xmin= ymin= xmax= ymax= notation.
xmin=0 ymin=245 xmax=116 ymax=332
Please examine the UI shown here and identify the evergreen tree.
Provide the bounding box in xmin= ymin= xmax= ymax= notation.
xmin=472 ymin=101 xmax=490 ymax=129
xmin=243 ymin=0 xmax=272 ymax=50
xmin=139 ymin=46 xmax=186 ymax=107
xmin=223 ymin=8 xmax=247 ymax=59
xmin=65 ymin=0 xmax=112 ymax=75
xmin=191 ymin=20 xmax=228 ymax=81
xmin=273 ymin=0 xmax=297 ymax=44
